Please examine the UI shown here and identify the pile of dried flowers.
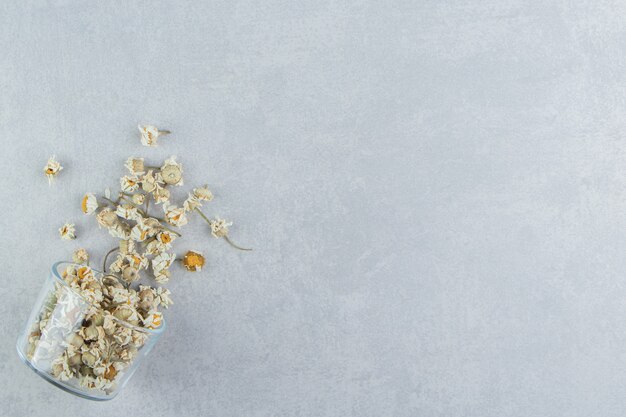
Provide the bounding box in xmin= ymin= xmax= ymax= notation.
xmin=26 ymin=125 xmax=249 ymax=394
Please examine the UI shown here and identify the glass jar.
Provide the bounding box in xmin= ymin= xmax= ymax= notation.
xmin=16 ymin=262 xmax=166 ymax=400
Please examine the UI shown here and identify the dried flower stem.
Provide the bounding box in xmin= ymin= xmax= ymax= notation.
xmin=160 ymin=224 xmax=182 ymax=237
xmin=224 ymin=236 xmax=253 ymax=251
xmin=103 ymin=247 xmax=119 ymax=272
xmin=194 ymin=207 xmax=212 ymax=224
xmin=101 ymin=196 xmax=118 ymax=207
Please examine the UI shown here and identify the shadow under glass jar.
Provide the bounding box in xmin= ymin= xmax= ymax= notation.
xmin=16 ymin=262 xmax=166 ymax=400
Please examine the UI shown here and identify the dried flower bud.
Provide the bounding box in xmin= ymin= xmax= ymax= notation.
xmin=120 ymin=175 xmax=140 ymax=192
xmin=160 ymin=156 xmax=183 ymax=186
xmin=163 ymin=203 xmax=188 ymax=227
xmin=67 ymin=333 xmax=84 ymax=348
xmin=209 ymin=217 xmax=232 ymax=238
xmin=193 ymin=185 xmax=214 ymax=202
xmin=183 ymin=194 xmax=202 ymax=212
xmin=125 ymin=157 xmax=145 ymax=175
xmin=121 ymin=265 xmax=140 ymax=283
xmin=68 ymin=353 xmax=82 ymax=367
xmin=138 ymin=288 xmax=154 ymax=311
xmin=81 ymin=193 xmax=98 ymax=215
xmin=44 ymin=155 xmax=63 ymax=184
xmin=82 ymin=351 xmax=97 ymax=367
xmin=59 ymin=223 xmax=77 ymax=240
xmin=97 ymin=208 xmax=118 ymax=228
xmin=83 ymin=325 xmax=100 ymax=342
xmin=153 ymin=186 xmax=170 ymax=204
xmin=72 ymin=248 xmax=89 ymax=264
xmin=182 ymin=250 xmax=205 ymax=272
xmin=91 ymin=312 xmax=105 ymax=326
xmin=132 ymin=193 xmax=145 ymax=205
xmin=141 ymin=170 xmax=160 ymax=193
xmin=138 ymin=124 xmax=167 ymax=147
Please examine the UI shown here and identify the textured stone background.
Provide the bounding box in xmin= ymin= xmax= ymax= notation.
xmin=2 ymin=1 xmax=626 ymax=416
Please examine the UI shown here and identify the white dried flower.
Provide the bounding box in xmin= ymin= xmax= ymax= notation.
xmin=121 ymin=264 xmax=140 ymax=283
xmin=120 ymin=175 xmax=140 ymax=192
xmin=138 ymin=124 xmax=169 ymax=147
xmin=209 ymin=217 xmax=232 ymax=238
xmin=160 ymin=156 xmax=183 ymax=186
xmin=130 ymin=220 xmax=150 ymax=242
xmin=59 ymin=223 xmax=77 ymax=240
xmin=44 ymin=156 xmax=63 ymax=184
xmin=193 ymin=185 xmax=214 ymax=201
xmin=183 ymin=194 xmax=202 ymax=212
xmin=96 ymin=208 xmax=118 ymax=228
xmin=81 ymin=193 xmax=98 ymax=215
xmin=110 ymin=287 xmax=139 ymax=306
xmin=115 ymin=204 xmax=141 ymax=221
xmin=131 ymin=193 xmax=145 ymax=205
xmin=155 ymin=287 xmax=173 ymax=308
xmin=163 ymin=203 xmax=188 ymax=227
xmin=152 ymin=252 xmax=175 ymax=283
xmin=125 ymin=157 xmax=145 ymax=175
xmin=142 ymin=310 xmax=163 ymax=329
xmin=152 ymin=252 xmax=175 ymax=272
xmin=153 ymin=185 xmax=170 ymax=204
xmin=72 ymin=248 xmax=89 ymax=264
xmin=140 ymin=170 xmax=162 ymax=193
xmin=125 ymin=251 xmax=149 ymax=270
xmin=155 ymin=230 xmax=176 ymax=249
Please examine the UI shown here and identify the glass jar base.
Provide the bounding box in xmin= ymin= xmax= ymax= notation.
xmin=16 ymin=341 xmax=116 ymax=401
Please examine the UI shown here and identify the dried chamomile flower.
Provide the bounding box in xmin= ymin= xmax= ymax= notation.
xmin=137 ymin=286 xmax=155 ymax=311
xmin=110 ymin=287 xmax=139 ymax=306
xmin=153 ymin=185 xmax=170 ymax=204
xmin=140 ymin=170 xmax=161 ymax=193
xmin=125 ymin=157 xmax=145 ymax=175
xmin=59 ymin=223 xmax=77 ymax=240
xmin=96 ymin=208 xmax=118 ymax=228
xmin=115 ymin=204 xmax=141 ymax=221
xmin=183 ymin=194 xmax=202 ymax=212
xmin=152 ymin=252 xmax=175 ymax=283
xmin=155 ymin=287 xmax=173 ymax=308
xmin=113 ymin=304 xmax=140 ymax=325
xmin=193 ymin=185 xmax=214 ymax=202
xmin=131 ymin=193 xmax=145 ymax=205
xmin=130 ymin=220 xmax=150 ymax=242
xmin=125 ymin=251 xmax=149 ymax=270
xmin=120 ymin=175 xmax=140 ymax=192
xmin=155 ymin=230 xmax=176 ymax=249
xmin=160 ymin=156 xmax=183 ymax=186
xmin=182 ymin=250 xmax=205 ymax=272
xmin=163 ymin=203 xmax=188 ymax=227
xmin=44 ymin=156 xmax=63 ymax=185
xmin=142 ymin=310 xmax=163 ymax=329
xmin=72 ymin=248 xmax=89 ymax=264
xmin=209 ymin=217 xmax=232 ymax=238
xmin=121 ymin=264 xmax=140 ymax=283
xmin=138 ymin=124 xmax=170 ymax=147
xmin=81 ymin=193 xmax=98 ymax=215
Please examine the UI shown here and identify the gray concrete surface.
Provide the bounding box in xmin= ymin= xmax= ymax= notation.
xmin=2 ymin=1 xmax=626 ymax=416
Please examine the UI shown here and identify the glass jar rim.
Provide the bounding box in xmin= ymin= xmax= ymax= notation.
xmin=51 ymin=261 xmax=166 ymax=335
